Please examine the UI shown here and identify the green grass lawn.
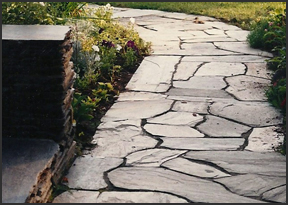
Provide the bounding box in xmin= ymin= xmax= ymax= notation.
xmin=94 ymin=2 xmax=286 ymax=30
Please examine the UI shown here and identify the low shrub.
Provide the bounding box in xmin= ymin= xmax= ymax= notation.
xmin=248 ymin=8 xmax=286 ymax=155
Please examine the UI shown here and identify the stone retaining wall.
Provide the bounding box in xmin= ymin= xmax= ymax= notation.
xmin=2 ymin=25 xmax=77 ymax=203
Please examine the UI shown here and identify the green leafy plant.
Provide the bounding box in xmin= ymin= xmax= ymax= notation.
xmin=2 ymin=2 xmax=87 ymax=25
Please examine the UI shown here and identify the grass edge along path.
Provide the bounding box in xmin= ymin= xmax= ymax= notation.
xmin=94 ymin=2 xmax=286 ymax=30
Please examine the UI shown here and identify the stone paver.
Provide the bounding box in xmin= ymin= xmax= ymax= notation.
xmin=126 ymin=148 xmax=186 ymax=167
xmin=147 ymin=111 xmax=204 ymax=126
xmin=225 ymin=75 xmax=270 ymax=101
xmin=108 ymin=167 xmax=264 ymax=203
xmin=245 ymin=126 xmax=285 ymax=152
xmin=210 ymin=101 xmax=282 ymax=127
xmin=214 ymin=174 xmax=286 ymax=197
xmin=196 ymin=115 xmax=251 ymax=137
xmin=53 ymin=4 xmax=286 ymax=204
xmin=144 ymin=124 xmax=205 ymax=138
xmin=194 ymin=62 xmax=246 ymax=76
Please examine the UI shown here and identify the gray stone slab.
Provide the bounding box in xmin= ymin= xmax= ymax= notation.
xmin=205 ymin=21 xmax=242 ymax=31
xmin=225 ymin=30 xmax=250 ymax=41
xmin=66 ymin=156 xmax=123 ymax=190
xmin=108 ymin=167 xmax=264 ymax=203
xmin=144 ymin=124 xmax=204 ymax=138
xmin=262 ymin=185 xmax=286 ymax=203
xmin=98 ymin=119 xmax=141 ymax=129
xmin=182 ymin=55 xmax=270 ymax=63
xmin=245 ymin=126 xmax=285 ymax=152
xmin=147 ymin=111 xmax=204 ymax=126
xmin=226 ymin=76 xmax=267 ymax=99
xmin=214 ymin=174 xmax=285 ymax=198
xmin=2 ymin=138 xmax=59 ymax=203
xmin=53 ymin=189 xmax=188 ymax=203
xmin=174 ymin=62 xmax=202 ymax=80
xmin=126 ymin=148 xmax=186 ymax=167
xmin=214 ymin=42 xmax=273 ymax=57
xmin=126 ymin=56 xmax=180 ymax=92
xmin=53 ymin=190 xmax=99 ymax=203
xmin=174 ymin=76 xmax=227 ymax=90
xmin=135 ymin=15 xmax=183 ymax=25
xmin=104 ymin=99 xmax=173 ymax=120
xmin=184 ymin=151 xmax=286 ymax=176
xmin=181 ymin=42 xmax=237 ymax=55
xmin=91 ymin=126 xmax=158 ymax=158
xmin=161 ymin=137 xmax=245 ymax=151
xmin=162 ymin=157 xmax=231 ymax=178
xmin=2 ymin=25 xmax=70 ymax=41
xmin=196 ymin=115 xmax=251 ymax=137
xmin=168 ymin=87 xmax=233 ymax=98
xmin=96 ymin=191 xmax=189 ymax=203
xmin=172 ymin=100 xmax=210 ymax=114
xmin=194 ymin=62 xmax=246 ymax=76
xmin=245 ymin=62 xmax=273 ymax=79
xmin=204 ymin=28 xmax=226 ymax=35
xmin=182 ymin=36 xmax=237 ymax=43
xmin=116 ymin=91 xmax=167 ymax=101
xmin=210 ymin=101 xmax=283 ymax=127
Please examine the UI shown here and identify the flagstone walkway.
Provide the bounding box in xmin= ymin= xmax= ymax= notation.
xmin=53 ymin=6 xmax=286 ymax=203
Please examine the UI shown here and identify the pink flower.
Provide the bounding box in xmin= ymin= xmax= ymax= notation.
xmin=269 ymin=22 xmax=274 ymax=26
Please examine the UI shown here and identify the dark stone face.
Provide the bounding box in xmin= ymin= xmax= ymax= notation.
xmin=2 ymin=25 xmax=74 ymax=143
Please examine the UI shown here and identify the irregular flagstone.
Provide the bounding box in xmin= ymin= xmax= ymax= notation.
xmin=98 ymin=119 xmax=141 ymax=129
xmin=91 ymin=127 xmax=158 ymax=158
xmin=182 ymin=55 xmax=270 ymax=63
xmin=147 ymin=111 xmax=204 ymax=126
xmin=168 ymin=88 xmax=233 ymax=99
xmin=210 ymin=101 xmax=282 ymax=127
xmin=173 ymin=76 xmax=227 ymax=90
xmin=214 ymin=174 xmax=286 ymax=198
xmin=116 ymin=91 xmax=167 ymax=102
xmin=53 ymin=190 xmax=188 ymax=203
xmin=53 ymin=190 xmax=99 ymax=203
xmin=162 ymin=157 xmax=231 ymax=178
xmin=214 ymin=42 xmax=273 ymax=57
xmin=172 ymin=100 xmax=210 ymax=114
xmin=108 ymin=167 xmax=264 ymax=203
xmin=168 ymin=95 xmax=238 ymax=103
xmin=196 ymin=115 xmax=251 ymax=137
xmin=135 ymin=15 xmax=183 ymax=25
xmin=143 ymin=124 xmax=204 ymax=138
xmin=181 ymin=42 xmax=237 ymax=55
xmin=96 ymin=191 xmax=189 ymax=203
xmin=151 ymin=46 xmax=186 ymax=55
xmin=225 ymin=75 xmax=270 ymax=101
xmin=103 ymin=100 xmax=173 ymax=120
xmin=262 ymin=185 xmax=286 ymax=203
xmin=225 ymin=30 xmax=250 ymax=41
xmin=245 ymin=62 xmax=273 ymax=79
xmin=126 ymin=56 xmax=180 ymax=92
xmin=173 ymin=62 xmax=202 ymax=81
xmin=204 ymin=28 xmax=226 ymax=35
xmin=184 ymin=151 xmax=286 ymax=176
xmin=182 ymin=36 xmax=237 ymax=43
xmin=194 ymin=62 xmax=246 ymax=76
xmin=126 ymin=148 xmax=186 ymax=167
xmin=245 ymin=126 xmax=285 ymax=152
xmin=65 ymin=156 xmax=123 ymax=190
xmin=205 ymin=21 xmax=242 ymax=31
xmin=161 ymin=137 xmax=244 ymax=151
